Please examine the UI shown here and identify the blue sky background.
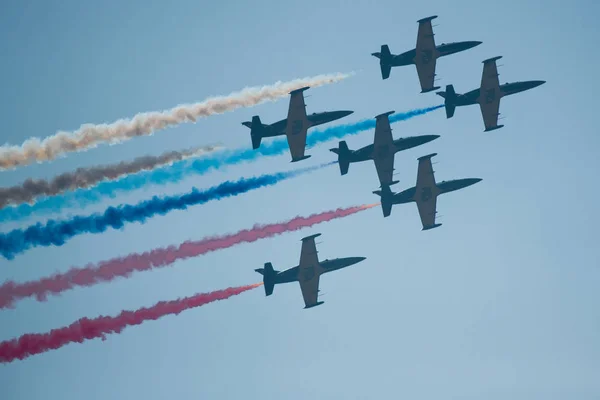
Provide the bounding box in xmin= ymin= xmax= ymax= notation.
xmin=1 ymin=0 xmax=599 ymax=399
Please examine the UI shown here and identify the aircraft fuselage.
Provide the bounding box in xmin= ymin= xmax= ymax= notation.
xmin=389 ymin=178 xmax=482 ymax=205
xmin=450 ymin=80 xmax=547 ymax=107
xmin=253 ymin=110 xmax=354 ymax=138
xmin=380 ymin=41 xmax=482 ymax=67
xmin=346 ymin=135 xmax=440 ymax=164
xmin=270 ymin=257 xmax=366 ymax=286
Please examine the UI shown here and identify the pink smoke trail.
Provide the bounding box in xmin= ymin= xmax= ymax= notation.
xmin=0 ymin=283 xmax=262 ymax=363
xmin=0 ymin=204 xmax=377 ymax=308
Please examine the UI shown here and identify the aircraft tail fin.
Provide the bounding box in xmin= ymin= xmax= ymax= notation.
xmin=380 ymin=63 xmax=392 ymax=80
xmin=379 ymin=45 xmax=392 ymax=80
xmin=372 ymin=45 xmax=393 ymax=79
xmin=380 ymin=44 xmax=392 ymax=59
xmin=329 ymin=141 xmax=352 ymax=175
xmin=247 ymin=116 xmax=263 ymax=149
xmin=255 ymin=262 xmax=277 ymax=296
xmin=445 ymin=103 xmax=456 ymax=119
xmin=372 ymin=182 xmax=398 ymax=218
xmin=443 ymin=84 xmax=457 ymax=119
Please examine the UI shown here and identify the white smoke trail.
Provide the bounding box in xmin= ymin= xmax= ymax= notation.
xmin=0 ymin=72 xmax=353 ymax=170
xmin=0 ymin=144 xmax=223 ymax=208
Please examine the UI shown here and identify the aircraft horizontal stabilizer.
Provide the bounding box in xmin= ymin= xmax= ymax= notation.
xmin=255 ymin=262 xmax=277 ymax=296
xmin=250 ymin=116 xmax=263 ymax=149
xmin=330 ymin=141 xmax=351 ymax=175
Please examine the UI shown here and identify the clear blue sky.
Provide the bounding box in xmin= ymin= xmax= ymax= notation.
xmin=1 ymin=0 xmax=599 ymax=399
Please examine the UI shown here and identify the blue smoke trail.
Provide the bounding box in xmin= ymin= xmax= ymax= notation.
xmin=0 ymin=105 xmax=442 ymax=223
xmin=0 ymin=162 xmax=333 ymax=260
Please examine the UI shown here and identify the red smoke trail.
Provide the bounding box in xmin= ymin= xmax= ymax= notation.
xmin=0 ymin=283 xmax=261 ymax=363
xmin=0 ymin=204 xmax=377 ymax=309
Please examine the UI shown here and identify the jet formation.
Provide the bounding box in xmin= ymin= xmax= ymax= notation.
xmin=242 ymin=15 xmax=545 ymax=309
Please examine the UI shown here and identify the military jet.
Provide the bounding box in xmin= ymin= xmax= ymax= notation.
xmin=371 ymin=15 xmax=481 ymax=93
xmin=372 ymin=153 xmax=481 ymax=230
xmin=241 ymin=87 xmax=353 ymax=162
xmin=436 ymin=56 xmax=546 ymax=131
xmin=329 ymin=110 xmax=440 ymax=186
xmin=254 ymin=233 xmax=366 ymax=309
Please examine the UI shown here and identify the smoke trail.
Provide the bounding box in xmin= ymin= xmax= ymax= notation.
xmin=0 ymin=283 xmax=261 ymax=363
xmin=0 ymin=105 xmax=440 ymax=223
xmin=0 ymin=163 xmax=332 ymax=260
xmin=0 ymin=73 xmax=351 ymax=171
xmin=0 ymin=145 xmax=223 ymax=209
xmin=0 ymin=204 xmax=377 ymax=308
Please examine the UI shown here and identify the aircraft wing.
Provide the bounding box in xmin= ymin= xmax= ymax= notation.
xmin=373 ymin=111 xmax=395 ymax=185
xmin=415 ymin=17 xmax=438 ymax=93
xmin=414 ymin=154 xmax=439 ymax=230
xmin=479 ymin=57 xmax=502 ymax=131
xmin=285 ymin=87 xmax=310 ymax=161
xmin=298 ymin=233 xmax=322 ymax=308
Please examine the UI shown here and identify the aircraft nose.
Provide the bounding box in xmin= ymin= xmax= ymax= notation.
xmin=404 ymin=134 xmax=440 ymax=149
xmin=324 ymin=111 xmax=353 ymax=123
xmin=472 ymin=178 xmax=483 ymax=184
xmin=415 ymin=134 xmax=441 ymax=146
xmin=424 ymin=134 xmax=441 ymax=142
xmin=522 ymin=80 xmax=545 ymax=91
xmin=463 ymin=41 xmax=483 ymax=50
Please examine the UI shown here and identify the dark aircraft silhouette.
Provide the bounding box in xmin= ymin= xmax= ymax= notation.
xmin=371 ymin=15 xmax=481 ymax=93
xmin=255 ymin=233 xmax=366 ymax=309
xmin=372 ymin=153 xmax=481 ymax=230
xmin=329 ymin=111 xmax=439 ymax=186
xmin=436 ymin=56 xmax=546 ymax=131
xmin=241 ymin=87 xmax=353 ymax=162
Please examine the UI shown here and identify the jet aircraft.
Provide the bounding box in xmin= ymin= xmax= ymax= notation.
xmin=371 ymin=15 xmax=481 ymax=93
xmin=254 ymin=233 xmax=366 ymax=309
xmin=242 ymin=87 xmax=353 ymax=162
xmin=329 ymin=110 xmax=439 ymax=186
xmin=372 ymin=153 xmax=481 ymax=230
xmin=436 ymin=56 xmax=546 ymax=131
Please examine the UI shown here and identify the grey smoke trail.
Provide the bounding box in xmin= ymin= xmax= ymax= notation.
xmin=0 ymin=145 xmax=223 ymax=209
xmin=0 ymin=72 xmax=353 ymax=170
